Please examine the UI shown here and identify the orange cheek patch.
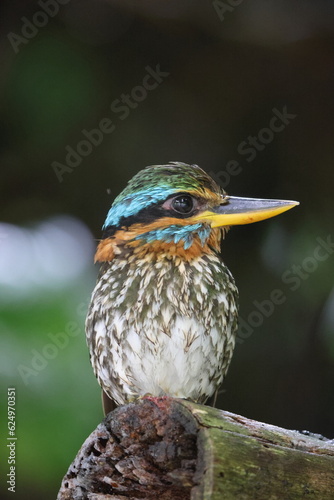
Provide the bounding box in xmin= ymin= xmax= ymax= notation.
xmin=95 ymin=227 xmax=222 ymax=263
xmin=129 ymin=217 xmax=199 ymax=234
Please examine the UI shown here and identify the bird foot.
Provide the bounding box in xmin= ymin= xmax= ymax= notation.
xmin=142 ymin=394 xmax=172 ymax=410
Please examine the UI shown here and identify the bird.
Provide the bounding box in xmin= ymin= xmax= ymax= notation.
xmin=85 ymin=162 xmax=298 ymax=413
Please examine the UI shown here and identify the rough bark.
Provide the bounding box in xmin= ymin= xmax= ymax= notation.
xmin=57 ymin=398 xmax=334 ymax=500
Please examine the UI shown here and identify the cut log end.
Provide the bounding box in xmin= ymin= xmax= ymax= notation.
xmin=57 ymin=398 xmax=200 ymax=500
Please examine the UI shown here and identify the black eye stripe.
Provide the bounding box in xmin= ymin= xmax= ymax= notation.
xmin=102 ymin=194 xmax=200 ymax=238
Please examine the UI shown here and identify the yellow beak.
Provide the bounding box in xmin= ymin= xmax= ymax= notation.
xmin=194 ymin=196 xmax=299 ymax=228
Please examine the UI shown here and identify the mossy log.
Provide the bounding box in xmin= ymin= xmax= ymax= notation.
xmin=57 ymin=398 xmax=334 ymax=500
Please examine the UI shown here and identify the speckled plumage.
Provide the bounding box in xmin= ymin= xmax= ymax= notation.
xmin=86 ymin=247 xmax=238 ymax=405
xmin=85 ymin=162 xmax=298 ymax=408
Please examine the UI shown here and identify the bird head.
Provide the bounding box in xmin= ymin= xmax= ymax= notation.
xmin=95 ymin=162 xmax=299 ymax=262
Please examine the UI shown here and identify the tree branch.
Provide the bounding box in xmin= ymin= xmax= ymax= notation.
xmin=57 ymin=398 xmax=334 ymax=499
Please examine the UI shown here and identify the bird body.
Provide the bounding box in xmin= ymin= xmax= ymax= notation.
xmin=87 ymin=247 xmax=238 ymax=405
xmin=86 ymin=162 xmax=298 ymax=409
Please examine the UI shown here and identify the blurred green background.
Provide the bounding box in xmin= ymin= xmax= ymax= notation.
xmin=1 ymin=0 xmax=334 ymax=498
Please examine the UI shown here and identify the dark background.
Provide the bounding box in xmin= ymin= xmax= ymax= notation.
xmin=0 ymin=1 xmax=334 ymax=498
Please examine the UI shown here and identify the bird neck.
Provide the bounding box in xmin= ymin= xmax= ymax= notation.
xmin=95 ymin=226 xmax=223 ymax=263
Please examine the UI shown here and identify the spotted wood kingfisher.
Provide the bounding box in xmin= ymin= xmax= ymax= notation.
xmin=85 ymin=162 xmax=298 ymax=412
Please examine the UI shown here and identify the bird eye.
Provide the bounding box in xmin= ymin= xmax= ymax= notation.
xmin=171 ymin=195 xmax=194 ymax=214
